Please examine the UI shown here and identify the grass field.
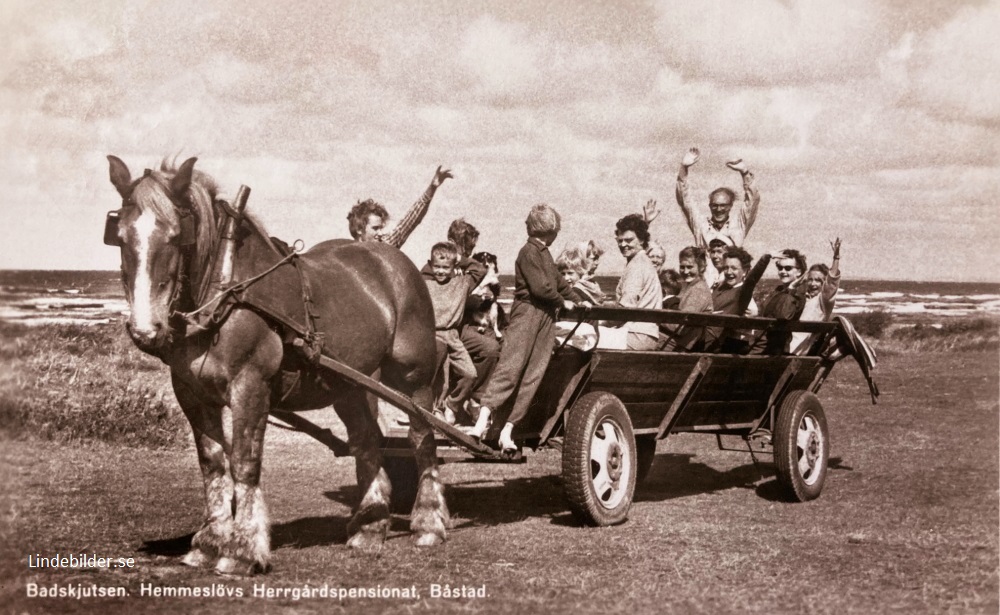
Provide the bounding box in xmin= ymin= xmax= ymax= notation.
xmin=0 ymin=321 xmax=997 ymax=614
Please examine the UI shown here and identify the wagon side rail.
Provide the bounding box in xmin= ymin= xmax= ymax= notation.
xmin=561 ymin=305 xmax=841 ymax=336
xmin=561 ymin=305 xmax=879 ymax=402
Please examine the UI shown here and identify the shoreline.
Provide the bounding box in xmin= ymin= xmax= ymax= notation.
xmin=2 ymin=268 xmax=999 ymax=285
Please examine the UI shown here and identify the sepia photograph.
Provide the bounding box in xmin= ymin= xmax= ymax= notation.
xmin=1 ymin=1 xmax=998 ymax=613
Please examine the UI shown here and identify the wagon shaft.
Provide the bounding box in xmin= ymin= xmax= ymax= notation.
xmin=306 ymin=349 xmax=504 ymax=458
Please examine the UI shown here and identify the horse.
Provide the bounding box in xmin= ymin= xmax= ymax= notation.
xmin=104 ymin=155 xmax=448 ymax=575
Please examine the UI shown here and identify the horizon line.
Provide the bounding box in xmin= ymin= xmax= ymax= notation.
xmin=1 ymin=267 xmax=998 ymax=286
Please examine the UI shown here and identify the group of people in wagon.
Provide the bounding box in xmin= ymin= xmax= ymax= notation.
xmin=343 ymin=148 xmax=842 ymax=452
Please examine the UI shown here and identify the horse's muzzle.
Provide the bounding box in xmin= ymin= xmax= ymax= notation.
xmin=126 ymin=320 xmax=169 ymax=352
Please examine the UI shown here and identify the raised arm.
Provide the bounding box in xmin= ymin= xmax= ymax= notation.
xmin=738 ymin=253 xmax=772 ymax=314
xmin=642 ymin=199 xmax=660 ymax=225
xmin=383 ymin=166 xmax=453 ymax=248
xmin=822 ymin=238 xmax=842 ymax=310
xmin=727 ymin=158 xmax=760 ymax=232
xmin=675 ymin=148 xmax=703 ymax=246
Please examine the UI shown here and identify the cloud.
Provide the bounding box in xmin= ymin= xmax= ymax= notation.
xmin=905 ymin=1 xmax=1000 ymax=125
xmin=0 ymin=0 xmax=997 ymax=281
xmin=804 ymin=82 xmax=1000 ymax=173
xmin=460 ymin=16 xmax=543 ymax=103
xmin=652 ymin=0 xmax=894 ymax=85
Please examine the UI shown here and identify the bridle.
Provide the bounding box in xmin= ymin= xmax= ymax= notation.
xmin=103 ymin=169 xmax=200 ymax=338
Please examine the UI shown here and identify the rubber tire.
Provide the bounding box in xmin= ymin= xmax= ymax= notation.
xmin=383 ymin=455 xmax=419 ymax=514
xmin=774 ymin=390 xmax=829 ymax=502
xmin=562 ymin=391 xmax=637 ymax=526
xmin=635 ymin=435 xmax=657 ymax=486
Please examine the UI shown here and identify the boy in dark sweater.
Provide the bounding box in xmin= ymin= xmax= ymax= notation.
xmin=469 ymin=204 xmax=585 ymax=452
xmin=423 ymin=241 xmax=486 ymax=423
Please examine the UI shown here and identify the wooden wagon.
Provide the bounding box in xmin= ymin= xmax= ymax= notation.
xmin=277 ymin=304 xmax=876 ymax=527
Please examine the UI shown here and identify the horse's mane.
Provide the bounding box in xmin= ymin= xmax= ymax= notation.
xmin=130 ymin=159 xmax=278 ymax=280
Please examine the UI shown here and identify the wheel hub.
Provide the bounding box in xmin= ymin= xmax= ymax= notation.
xmin=803 ymin=430 xmax=819 ymax=470
xmin=606 ymin=442 xmax=623 ymax=483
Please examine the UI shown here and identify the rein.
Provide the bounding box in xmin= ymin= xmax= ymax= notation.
xmin=106 ymin=168 xmax=322 ymax=357
xmin=176 ymin=240 xmax=305 ymax=335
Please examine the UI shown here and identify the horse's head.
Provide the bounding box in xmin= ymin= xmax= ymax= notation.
xmin=104 ymin=155 xmax=209 ymax=353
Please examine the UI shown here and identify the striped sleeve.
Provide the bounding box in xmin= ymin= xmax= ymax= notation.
xmin=384 ymin=184 xmax=437 ymax=248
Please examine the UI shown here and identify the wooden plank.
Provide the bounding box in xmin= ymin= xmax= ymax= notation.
xmin=656 ymin=356 xmax=712 ymax=439
xmin=765 ymin=359 xmax=801 ymax=411
xmin=670 ymin=401 xmax=764 ymax=429
xmin=676 ymin=422 xmax=756 ymax=432
xmin=562 ymin=305 xmax=840 ymax=333
xmin=622 ymin=403 xmax=671 ymax=432
xmin=749 ymin=359 xmax=801 ymax=434
xmin=584 ymin=353 xmax=823 ymax=412
xmin=501 ymin=348 xmax=591 ymax=437
xmin=536 ymin=353 xmax=598 ymax=444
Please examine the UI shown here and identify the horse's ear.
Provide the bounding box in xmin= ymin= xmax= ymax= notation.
xmin=170 ymin=157 xmax=198 ymax=198
xmin=107 ymin=155 xmax=132 ymax=199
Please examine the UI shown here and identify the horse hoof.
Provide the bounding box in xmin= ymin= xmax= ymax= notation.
xmin=215 ymin=556 xmax=266 ymax=576
xmin=181 ymin=548 xmax=215 ymax=568
xmin=415 ymin=532 xmax=444 ymax=547
xmin=347 ymin=530 xmax=385 ymax=554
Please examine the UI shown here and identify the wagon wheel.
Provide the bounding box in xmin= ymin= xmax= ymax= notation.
xmin=562 ymin=392 xmax=637 ymax=526
xmin=774 ymin=390 xmax=829 ymax=502
xmin=635 ymin=435 xmax=657 ymax=486
xmin=383 ymin=455 xmax=419 ymax=514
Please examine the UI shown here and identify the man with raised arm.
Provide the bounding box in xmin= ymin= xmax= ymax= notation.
xmin=347 ymin=165 xmax=453 ymax=247
xmin=347 ymin=165 xmax=452 ymax=434
xmin=673 ymin=148 xmax=760 ymax=249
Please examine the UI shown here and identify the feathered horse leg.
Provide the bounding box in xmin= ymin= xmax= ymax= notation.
xmin=214 ymin=373 xmax=272 ymax=575
xmin=184 ymin=432 xmax=234 ymax=568
xmin=407 ymin=383 xmax=450 ymax=546
xmin=337 ymin=387 xmax=392 ymax=552
xmin=173 ymin=377 xmax=234 ymax=569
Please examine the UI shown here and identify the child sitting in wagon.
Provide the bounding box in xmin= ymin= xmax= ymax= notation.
xmin=557 ymin=246 xmax=607 ymax=304
xmin=551 ymin=246 xmax=602 ymax=351
xmin=469 ymin=204 xmax=586 ymax=452
xmin=659 ymin=268 xmax=683 ymax=310
xmin=422 ymin=241 xmax=487 ymax=424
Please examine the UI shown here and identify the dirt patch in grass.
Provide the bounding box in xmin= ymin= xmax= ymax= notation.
xmin=0 ymin=349 xmax=996 ymax=614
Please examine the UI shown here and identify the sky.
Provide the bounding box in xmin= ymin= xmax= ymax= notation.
xmin=1 ymin=0 xmax=998 ymax=282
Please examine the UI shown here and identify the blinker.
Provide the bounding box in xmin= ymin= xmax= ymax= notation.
xmin=103 ymin=211 xmax=121 ymax=246
xmin=104 ymin=209 xmax=196 ymax=247
xmin=178 ymin=213 xmax=197 ymax=247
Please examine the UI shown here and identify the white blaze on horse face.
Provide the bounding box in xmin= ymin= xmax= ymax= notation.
xmin=129 ymin=210 xmax=160 ymax=335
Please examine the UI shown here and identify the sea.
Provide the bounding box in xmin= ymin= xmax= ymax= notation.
xmin=1 ymin=270 xmax=998 ymax=327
